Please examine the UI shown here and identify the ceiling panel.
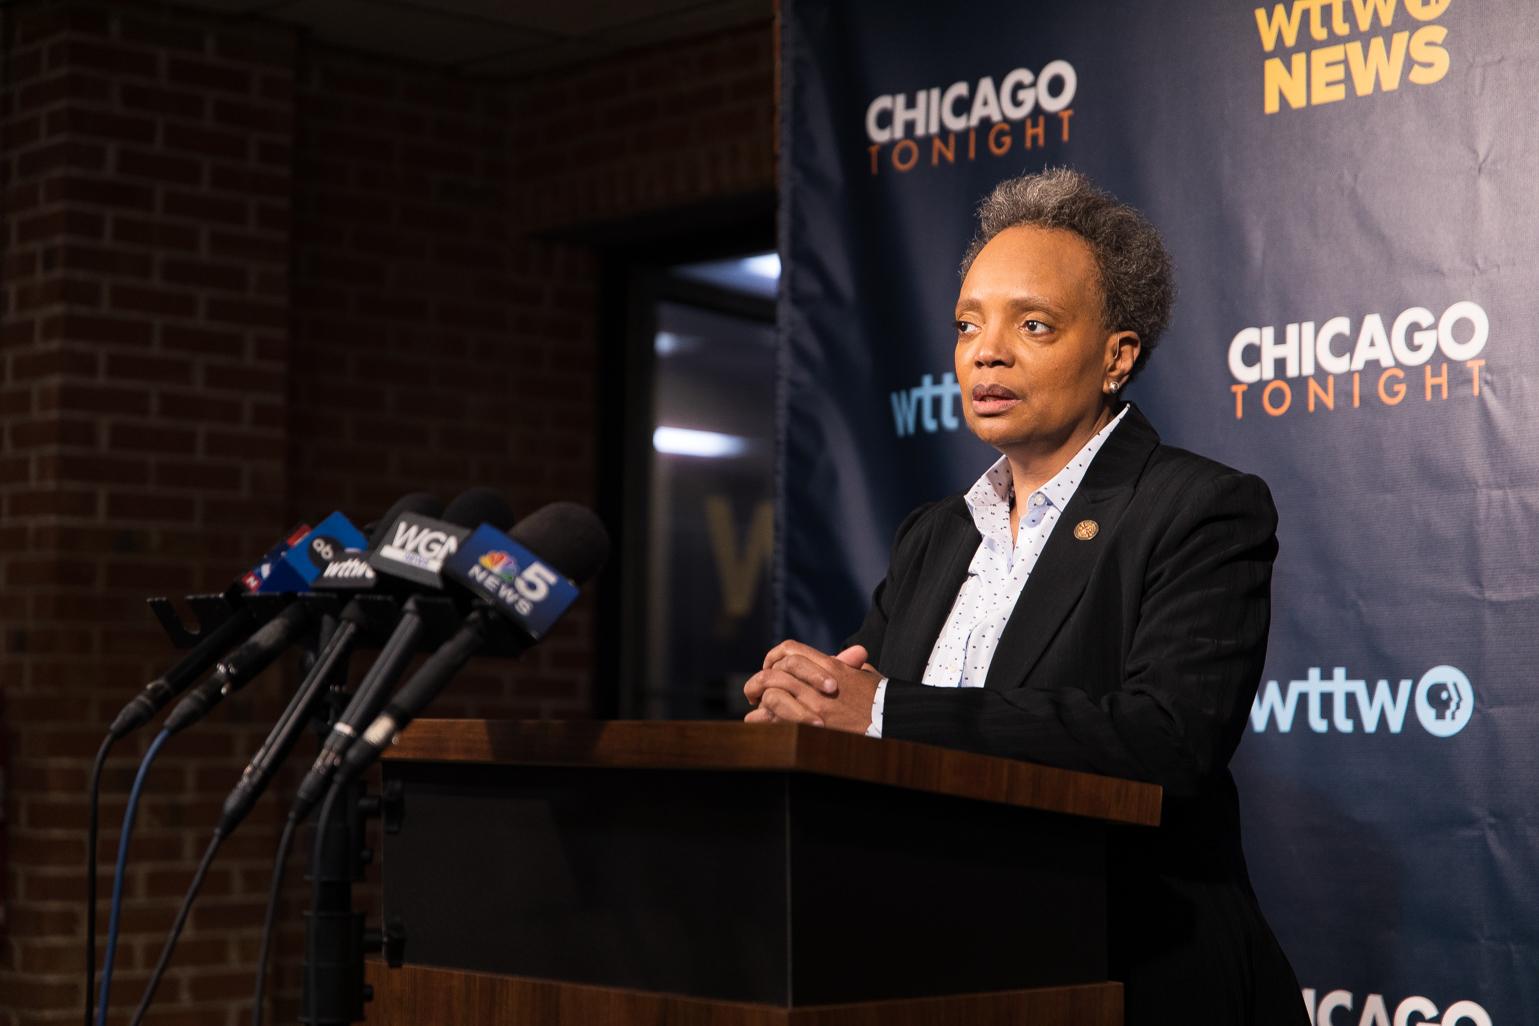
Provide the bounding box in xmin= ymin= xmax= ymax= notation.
xmin=168 ymin=0 xmax=770 ymax=75
xmin=462 ymin=0 xmax=768 ymax=76
xmin=168 ymin=0 xmax=274 ymax=11
xmin=271 ymin=0 xmax=552 ymax=64
xmin=413 ymin=0 xmax=744 ymax=38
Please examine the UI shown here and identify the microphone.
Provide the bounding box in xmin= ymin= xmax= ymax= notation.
xmin=336 ymin=502 xmax=608 ymax=784
xmin=239 ymin=523 xmax=313 ymax=593
xmin=255 ymin=511 xmax=369 ymax=594
xmin=160 ymin=513 xmax=370 ymax=735
xmin=215 ymin=493 xmax=442 ymax=837
xmin=105 ymin=523 xmax=312 ymax=740
xmin=288 ymin=487 xmax=515 ymax=821
xmin=121 ymin=498 xmax=442 ymax=1026
xmin=366 ymin=486 xmax=512 ymax=587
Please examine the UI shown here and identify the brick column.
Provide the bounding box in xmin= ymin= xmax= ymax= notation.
xmin=0 ymin=4 xmax=295 ymax=1023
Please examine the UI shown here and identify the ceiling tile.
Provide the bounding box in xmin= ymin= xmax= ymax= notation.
xmin=463 ymin=0 xmax=768 ymax=77
xmin=146 ymin=0 xmax=770 ymax=73
xmin=274 ymin=0 xmax=552 ymax=64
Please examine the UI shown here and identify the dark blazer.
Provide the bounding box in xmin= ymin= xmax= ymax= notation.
xmin=848 ymin=404 xmax=1308 ymax=1026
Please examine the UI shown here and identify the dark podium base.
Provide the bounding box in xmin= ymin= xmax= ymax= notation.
xmin=383 ymin=763 xmax=1110 ymax=1005
xmin=369 ymin=721 xmax=1159 ymax=1026
xmin=365 ymin=963 xmax=1124 ymax=1026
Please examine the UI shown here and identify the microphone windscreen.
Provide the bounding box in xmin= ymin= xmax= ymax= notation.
xmin=510 ymin=502 xmax=610 ymax=584
xmin=442 ymin=487 xmax=515 ymax=531
xmin=368 ymin=492 xmax=443 ymax=547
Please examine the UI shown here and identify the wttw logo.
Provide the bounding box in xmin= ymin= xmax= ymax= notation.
xmin=1302 ymin=986 xmax=1490 ymax=1026
xmin=890 ymin=372 xmax=962 ymax=437
xmin=1250 ymin=665 xmax=1473 ymax=737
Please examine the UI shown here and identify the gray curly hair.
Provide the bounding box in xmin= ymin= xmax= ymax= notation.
xmin=960 ymin=167 xmax=1175 ymax=381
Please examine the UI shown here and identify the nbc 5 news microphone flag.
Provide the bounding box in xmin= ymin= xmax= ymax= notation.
xmin=442 ymin=525 xmax=581 ymax=639
xmin=778 ymin=0 xmax=1539 ymax=1021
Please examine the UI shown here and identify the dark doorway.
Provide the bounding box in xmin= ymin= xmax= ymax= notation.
xmin=592 ymin=202 xmax=777 ymax=721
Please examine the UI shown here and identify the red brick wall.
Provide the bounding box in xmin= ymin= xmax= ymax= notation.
xmin=0 ymin=0 xmax=775 ymax=1022
xmin=2 ymin=4 xmax=300 ymax=1024
xmin=288 ymin=57 xmax=597 ymax=726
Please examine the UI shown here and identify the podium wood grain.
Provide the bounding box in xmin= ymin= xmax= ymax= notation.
xmin=365 ymin=962 xmax=1123 ymax=1026
xmin=384 ymin=719 xmax=1160 ymax=827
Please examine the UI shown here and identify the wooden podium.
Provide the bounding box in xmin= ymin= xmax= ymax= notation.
xmin=365 ymin=720 xmax=1161 ymax=1026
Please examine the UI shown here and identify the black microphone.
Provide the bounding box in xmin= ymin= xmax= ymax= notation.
xmin=214 ymin=493 xmax=442 ymax=837
xmin=288 ymin=487 xmax=515 ymax=821
xmin=160 ymin=604 xmax=313 ymax=735
xmin=159 ymin=509 xmax=374 ymax=735
xmin=105 ymin=524 xmax=312 ymax=740
xmin=336 ymin=502 xmax=608 ymax=784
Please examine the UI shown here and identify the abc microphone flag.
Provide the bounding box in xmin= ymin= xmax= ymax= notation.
xmin=257 ymin=512 xmax=370 ymax=593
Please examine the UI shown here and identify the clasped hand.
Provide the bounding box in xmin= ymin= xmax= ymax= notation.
xmin=743 ymin=640 xmax=882 ymax=733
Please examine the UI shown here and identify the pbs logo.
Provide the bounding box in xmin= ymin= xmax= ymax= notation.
xmin=1415 ymin=665 xmax=1474 ymax=738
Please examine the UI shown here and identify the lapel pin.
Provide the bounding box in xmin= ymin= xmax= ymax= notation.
xmin=1073 ymin=519 xmax=1100 ymax=541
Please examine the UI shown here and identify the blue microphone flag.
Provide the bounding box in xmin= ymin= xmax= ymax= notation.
xmin=442 ymin=524 xmax=579 ymax=639
xmin=258 ymin=512 xmax=369 ymax=593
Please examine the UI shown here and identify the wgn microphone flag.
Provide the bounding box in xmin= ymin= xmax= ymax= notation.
xmin=780 ymin=1 xmax=1539 ymax=1021
xmin=368 ymin=510 xmax=473 ymax=587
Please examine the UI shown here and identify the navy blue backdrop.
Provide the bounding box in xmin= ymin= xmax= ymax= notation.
xmin=777 ymin=1 xmax=1539 ymax=1022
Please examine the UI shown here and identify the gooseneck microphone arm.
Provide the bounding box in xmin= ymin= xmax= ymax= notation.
xmin=334 ymin=607 xmax=502 ymax=786
xmin=218 ymin=615 xmax=360 ymax=836
xmin=303 ymin=609 xmax=500 ymax=1025
xmin=289 ymin=598 xmax=430 ymax=822
xmin=106 ymin=606 xmax=258 ymax=739
xmin=160 ymin=602 xmax=314 ymax=735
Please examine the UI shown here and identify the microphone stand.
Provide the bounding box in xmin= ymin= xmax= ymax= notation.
xmin=298 ymin=594 xmax=416 ymax=1025
xmin=301 ymin=775 xmax=375 ymax=1025
xmin=142 ymin=592 xmax=402 ymax=1026
xmin=296 ymin=609 xmax=371 ymax=1025
xmin=144 ymin=591 xmax=526 ymax=1024
xmin=298 ymin=596 xmax=469 ymax=1024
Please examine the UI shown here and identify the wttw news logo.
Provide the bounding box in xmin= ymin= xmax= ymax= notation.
xmin=1250 ymin=665 xmax=1473 ymax=737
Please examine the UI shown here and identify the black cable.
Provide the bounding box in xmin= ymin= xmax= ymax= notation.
xmin=251 ymin=815 xmax=299 ymax=1026
xmin=126 ymin=830 xmax=225 ymax=1026
xmin=84 ymin=734 xmax=114 ymax=1026
xmin=305 ymin=782 xmax=345 ymax=1026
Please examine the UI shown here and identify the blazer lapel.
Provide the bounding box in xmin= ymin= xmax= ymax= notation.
xmin=983 ymin=405 xmax=1160 ymax=691
xmin=884 ymin=506 xmax=979 ymax=682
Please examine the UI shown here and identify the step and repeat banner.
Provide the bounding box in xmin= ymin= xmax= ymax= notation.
xmin=777 ymin=0 xmax=1538 ymax=1021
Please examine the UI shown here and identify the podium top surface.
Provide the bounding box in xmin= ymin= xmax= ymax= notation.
xmin=386 ymin=719 xmax=1161 ymax=827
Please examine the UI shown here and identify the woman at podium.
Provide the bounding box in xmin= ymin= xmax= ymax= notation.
xmin=744 ymin=168 xmax=1308 ymax=1026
